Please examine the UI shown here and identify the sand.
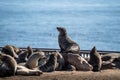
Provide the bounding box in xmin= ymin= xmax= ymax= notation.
xmin=0 ymin=69 xmax=120 ymax=80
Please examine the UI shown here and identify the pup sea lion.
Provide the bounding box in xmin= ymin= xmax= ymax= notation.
xmin=26 ymin=51 xmax=46 ymax=69
xmin=89 ymin=46 xmax=102 ymax=72
xmin=39 ymin=53 xmax=58 ymax=72
xmin=57 ymin=27 xmax=80 ymax=54
xmin=0 ymin=53 xmax=17 ymax=77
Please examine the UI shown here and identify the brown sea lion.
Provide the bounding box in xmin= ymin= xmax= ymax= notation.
xmin=0 ymin=53 xmax=42 ymax=77
xmin=64 ymin=53 xmax=93 ymax=71
xmin=1 ymin=45 xmax=18 ymax=59
xmin=0 ymin=53 xmax=17 ymax=77
xmin=101 ymin=53 xmax=120 ymax=69
xmin=89 ymin=46 xmax=102 ymax=72
xmin=27 ymin=46 xmax=33 ymax=58
xmin=17 ymin=51 xmax=28 ymax=63
xmin=39 ymin=53 xmax=58 ymax=72
xmin=11 ymin=45 xmax=21 ymax=54
xmin=57 ymin=27 xmax=80 ymax=54
xmin=54 ymin=51 xmax=64 ymax=71
xmin=16 ymin=65 xmax=42 ymax=76
xmin=26 ymin=51 xmax=46 ymax=69
xmin=17 ymin=46 xmax=33 ymax=63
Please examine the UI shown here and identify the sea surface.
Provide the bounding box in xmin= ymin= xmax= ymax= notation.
xmin=0 ymin=0 xmax=120 ymax=51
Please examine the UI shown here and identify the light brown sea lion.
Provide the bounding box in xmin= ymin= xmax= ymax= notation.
xmin=89 ymin=46 xmax=102 ymax=72
xmin=1 ymin=45 xmax=18 ymax=59
xmin=27 ymin=46 xmax=33 ymax=58
xmin=0 ymin=53 xmax=42 ymax=77
xmin=57 ymin=27 xmax=80 ymax=54
xmin=39 ymin=53 xmax=58 ymax=72
xmin=16 ymin=65 xmax=42 ymax=76
xmin=26 ymin=51 xmax=46 ymax=69
xmin=101 ymin=53 xmax=120 ymax=69
xmin=54 ymin=51 xmax=64 ymax=71
xmin=63 ymin=53 xmax=93 ymax=71
xmin=0 ymin=53 xmax=17 ymax=77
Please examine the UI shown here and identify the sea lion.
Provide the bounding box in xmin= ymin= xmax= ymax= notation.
xmin=63 ymin=53 xmax=93 ymax=71
xmin=16 ymin=65 xmax=42 ymax=76
xmin=39 ymin=53 xmax=58 ymax=72
xmin=101 ymin=53 xmax=120 ymax=69
xmin=17 ymin=50 xmax=28 ymax=63
xmin=26 ymin=51 xmax=46 ymax=69
xmin=57 ymin=27 xmax=80 ymax=54
xmin=0 ymin=53 xmax=42 ymax=77
xmin=54 ymin=51 xmax=64 ymax=71
xmin=1 ymin=45 xmax=18 ymax=59
xmin=89 ymin=46 xmax=102 ymax=72
xmin=11 ymin=45 xmax=21 ymax=54
xmin=26 ymin=46 xmax=33 ymax=58
xmin=17 ymin=46 xmax=33 ymax=63
xmin=0 ymin=53 xmax=17 ymax=77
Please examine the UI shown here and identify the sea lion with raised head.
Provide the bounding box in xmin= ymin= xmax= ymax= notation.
xmin=1 ymin=45 xmax=18 ymax=59
xmin=57 ymin=27 xmax=80 ymax=54
xmin=0 ymin=53 xmax=43 ymax=77
xmin=26 ymin=51 xmax=46 ymax=69
xmin=17 ymin=46 xmax=33 ymax=63
xmin=89 ymin=46 xmax=102 ymax=72
xmin=39 ymin=53 xmax=58 ymax=72
xmin=54 ymin=51 xmax=64 ymax=71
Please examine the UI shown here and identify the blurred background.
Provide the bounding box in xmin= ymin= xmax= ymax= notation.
xmin=0 ymin=0 xmax=120 ymax=51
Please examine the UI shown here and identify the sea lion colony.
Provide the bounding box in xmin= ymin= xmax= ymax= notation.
xmin=0 ymin=27 xmax=120 ymax=77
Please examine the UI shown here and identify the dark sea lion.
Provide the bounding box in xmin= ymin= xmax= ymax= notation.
xmin=0 ymin=53 xmax=17 ymax=77
xmin=39 ymin=53 xmax=58 ymax=72
xmin=1 ymin=45 xmax=18 ymax=59
xmin=11 ymin=45 xmax=21 ymax=54
xmin=17 ymin=51 xmax=28 ymax=63
xmin=89 ymin=46 xmax=102 ymax=72
xmin=57 ymin=27 xmax=80 ymax=54
xmin=26 ymin=51 xmax=46 ymax=69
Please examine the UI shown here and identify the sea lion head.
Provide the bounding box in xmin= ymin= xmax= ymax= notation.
xmin=57 ymin=27 xmax=67 ymax=36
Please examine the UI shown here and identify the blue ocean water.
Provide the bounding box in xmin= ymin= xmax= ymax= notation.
xmin=0 ymin=0 xmax=120 ymax=51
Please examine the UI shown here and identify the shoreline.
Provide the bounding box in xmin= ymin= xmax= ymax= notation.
xmin=0 ymin=69 xmax=120 ymax=80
